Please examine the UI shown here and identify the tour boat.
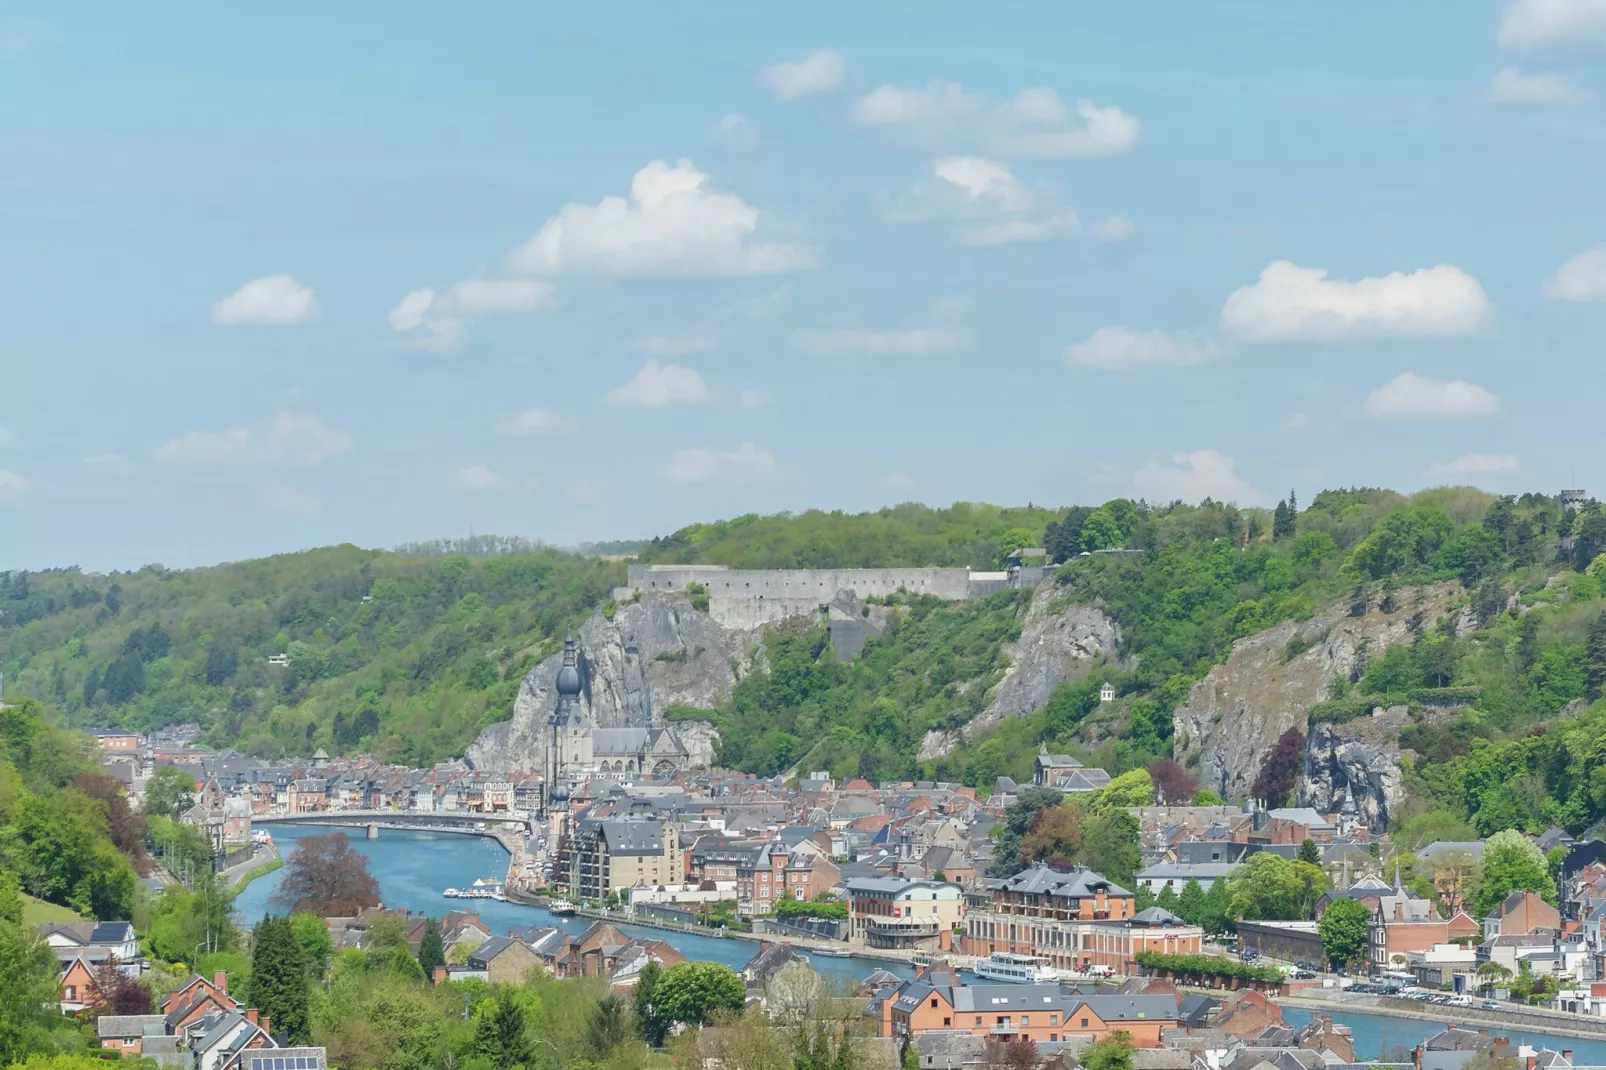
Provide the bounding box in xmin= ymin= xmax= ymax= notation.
xmin=973 ymin=953 xmax=1057 ymax=984
xmin=548 ymin=899 xmax=577 ymax=915
xmin=812 ymin=946 xmax=851 ymax=958
xmin=443 ymin=887 xmax=462 ymax=898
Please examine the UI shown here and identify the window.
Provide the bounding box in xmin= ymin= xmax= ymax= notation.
xmin=943 ymin=1017 xmax=951 ymax=1027
xmin=64 ymin=986 xmax=76 ymax=1001
xmin=1080 ymin=1018 xmax=1089 ymax=1028
xmin=974 ymin=1017 xmax=982 ymax=1026
xmin=929 ymin=998 xmax=937 ymax=1009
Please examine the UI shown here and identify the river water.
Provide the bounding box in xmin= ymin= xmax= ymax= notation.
xmin=238 ymin=827 xmax=1606 ymax=1059
xmin=234 ymin=825 xmax=909 ymax=988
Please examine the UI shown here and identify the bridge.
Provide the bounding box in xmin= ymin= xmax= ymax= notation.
xmin=255 ymin=810 xmax=534 ymax=837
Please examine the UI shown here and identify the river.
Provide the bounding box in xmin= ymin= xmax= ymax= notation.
xmin=234 ymin=825 xmax=910 ymax=988
xmin=238 ymin=827 xmax=1606 ymax=1059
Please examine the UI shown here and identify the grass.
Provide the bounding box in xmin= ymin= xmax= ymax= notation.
xmin=228 ymin=853 xmax=283 ymax=896
xmin=22 ymin=893 xmax=84 ymax=926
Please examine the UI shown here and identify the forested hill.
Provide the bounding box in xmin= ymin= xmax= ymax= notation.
xmin=0 ymin=504 xmax=1061 ymax=765
xmin=7 ymin=489 xmax=1606 ymax=823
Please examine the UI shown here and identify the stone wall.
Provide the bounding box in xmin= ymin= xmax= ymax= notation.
xmin=619 ymin=564 xmax=1019 ymax=630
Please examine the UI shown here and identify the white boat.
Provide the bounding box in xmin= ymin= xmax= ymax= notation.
xmin=548 ymin=899 xmax=577 ymax=915
xmin=973 ymin=953 xmax=1057 ymax=984
xmin=443 ymin=887 xmax=462 ymax=898
xmin=813 ymin=946 xmax=851 ymax=958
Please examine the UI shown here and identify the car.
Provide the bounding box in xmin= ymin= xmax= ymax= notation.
xmin=1481 ymin=1000 xmax=1500 ymax=1010
xmin=1293 ymin=970 xmax=1316 ymax=980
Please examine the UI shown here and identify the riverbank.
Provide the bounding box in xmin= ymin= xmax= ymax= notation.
xmin=1279 ymin=991 xmax=1606 ymax=1042
xmin=226 ymin=848 xmax=282 ymax=896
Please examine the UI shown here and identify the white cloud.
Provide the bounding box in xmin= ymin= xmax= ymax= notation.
xmin=510 ymin=159 xmax=816 ymax=277
xmin=1064 ymin=327 xmax=1219 ymax=370
xmin=1430 ymin=453 xmax=1520 ymax=476
xmin=1499 ymin=0 xmax=1606 ymax=50
xmin=635 ymin=334 xmax=715 ymax=356
xmin=853 ymin=81 xmax=1140 ymax=158
xmin=1282 ymin=412 xmax=1310 ymax=430
xmin=763 ymin=49 xmax=844 ymax=100
xmin=1363 ymin=372 xmax=1502 ymax=419
xmin=454 ymin=465 xmax=501 ymax=490
xmin=1133 ymin=450 xmax=1263 ymax=506
xmin=791 ymin=325 xmax=967 ymax=356
xmin=83 ymin=452 xmax=126 ymax=465
xmin=388 ymin=289 xmax=435 ymax=331
xmin=496 ymin=409 xmax=572 ymax=437
xmin=447 ymin=279 xmax=554 ymax=313
xmin=957 ymin=213 xmax=1080 ymax=247
xmin=931 ymin=156 xmax=1033 ymax=212
xmin=1220 ymin=261 xmax=1491 ymax=341
xmin=890 ymin=157 xmax=1080 ymax=245
xmin=154 ymin=410 xmax=351 ymax=465
xmin=1486 ymin=67 xmax=1592 ymax=103
xmin=711 ymin=112 xmax=758 ymax=150
xmin=212 ymin=275 xmax=317 ymax=325
xmin=0 ymin=469 xmax=27 ymax=500
xmin=1092 ymin=215 xmax=1134 ymax=243
xmin=738 ymin=389 xmax=769 ymax=409
xmin=1544 ymin=244 xmax=1606 ymax=301
xmin=667 ymin=441 xmax=776 ymax=484
xmin=603 ymin=360 xmax=711 ymax=408
xmin=881 ymin=471 xmax=917 ymax=494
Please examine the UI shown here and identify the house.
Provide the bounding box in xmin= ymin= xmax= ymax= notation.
xmin=97 ymin=1015 xmax=169 ymax=1054
xmin=878 ymin=979 xmax=1178 ymax=1045
xmin=845 ymin=877 xmax=964 ymax=951
xmin=1135 ymin=861 xmax=1237 ymax=893
xmin=1483 ymin=889 xmax=1560 ymax=940
xmin=557 ymin=818 xmax=682 ymax=902
xmin=466 ymin=936 xmax=543 ymax=984
xmin=39 ymin=920 xmax=143 ymax=1011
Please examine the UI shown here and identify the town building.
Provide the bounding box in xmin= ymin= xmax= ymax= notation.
xmin=845 ymin=877 xmax=965 ymax=951
xmin=558 ymin=817 xmax=683 ymax=902
xmin=877 ymin=977 xmax=1179 ymax=1045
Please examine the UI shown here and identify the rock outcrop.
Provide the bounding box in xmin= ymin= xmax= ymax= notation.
xmin=966 ymin=584 xmax=1121 ymax=739
xmin=1173 ymin=582 xmax=1462 ymax=803
xmin=1301 ymin=706 xmax=1414 ymax=829
xmin=466 ymin=592 xmax=760 ymax=772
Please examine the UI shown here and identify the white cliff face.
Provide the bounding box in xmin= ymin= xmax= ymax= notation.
xmin=1301 ymin=706 xmax=1415 ymax=829
xmin=1172 ymin=581 xmax=1462 ymax=802
xmin=465 ymin=592 xmax=760 ymax=772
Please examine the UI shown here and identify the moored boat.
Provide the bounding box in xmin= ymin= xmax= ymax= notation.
xmin=972 ymin=952 xmax=1057 ymax=984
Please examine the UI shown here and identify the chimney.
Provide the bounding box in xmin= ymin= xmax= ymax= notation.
xmin=1563 ymin=1053 xmax=1574 ymax=1063
xmin=246 ymin=1010 xmax=258 ymax=1025
xmin=260 ymin=1016 xmax=270 ymax=1037
xmin=213 ymin=971 xmax=228 ymax=996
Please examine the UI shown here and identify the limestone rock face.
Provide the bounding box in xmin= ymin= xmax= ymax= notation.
xmin=1172 ymin=582 xmax=1461 ymax=802
xmin=466 ymin=592 xmax=759 ymax=772
xmin=1301 ymin=707 xmax=1413 ymax=829
xmin=964 ymin=584 xmax=1122 ymax=741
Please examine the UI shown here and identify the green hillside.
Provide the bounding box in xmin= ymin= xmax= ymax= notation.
xmin=7 ymin=488 xmax=1606 ymax=838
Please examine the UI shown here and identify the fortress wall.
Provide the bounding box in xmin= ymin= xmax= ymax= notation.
xmin=625 ymin=564 xmax=976 ymax=602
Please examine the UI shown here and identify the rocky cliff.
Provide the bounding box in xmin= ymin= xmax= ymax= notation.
xmin=466 ymin=591 xmax=760 ymax=772
xmin=918 ymin=583 xmax=1122 ymax=759
xmin=1301 ymin=706 xmax=1414 ymax=829
xmin=1172 ymin=582 xmax=1462 ymax=804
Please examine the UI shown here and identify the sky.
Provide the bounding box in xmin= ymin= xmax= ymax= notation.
xmin=3 ymin=1 xmax=1606 ymax=571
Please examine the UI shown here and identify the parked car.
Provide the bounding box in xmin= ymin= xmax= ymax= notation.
xmin=1481 ymin=1000 xmax=1501 ymax=1010
xmin=1293 ymin=970 xmax=1316 ymax=980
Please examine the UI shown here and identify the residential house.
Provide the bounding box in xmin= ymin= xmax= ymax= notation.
xmin=845 ymin=877 xmax=965 ymax=952
xmin=1483 ymin=890 xmax=1561 ymax=941
xmin=878 ymin=978 xmax=1178 ymax=1046
xmin=558 ymin=818 xmax=682 ymax=902
xmin=467 ymin=936 xmax=543 ymax=984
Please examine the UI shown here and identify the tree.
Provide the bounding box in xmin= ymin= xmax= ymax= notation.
xmin=634 ymin=959 xmax=663 ymax=1045
xmin=1080 ymin=509 xmax=1124 ymax=552
xmin=0 ymin=920 xmax=63 ymax=1064
xmin=990 ymin=787 xmax=1065 ymax=877
xmin=416 ymin=917 xmax=444 ymax=977
xmin=1147 ymin=760 xmax=1198 ymax=806
xmin=1090 ymin=769 xmax=1154 ymax=814
xmin=11 ymin=788 xmax=136 ymax=919
xmin=288 ymin=913 xmax=333 ymax=981
xmin=101 ymin=651 xmax=147 ymax=704
xmin=1193 ymin=789 xmax=1223 ymax=806
xmin=144 ymin=765 xmax=197 ymax=820
xmin=1081 ymin=1033 xmax=1135 ymax=1070
xmin=1273 ymin=492 xmax=1297 ymax=541
xmin=1175 ymin=879 xmax=1206 ymax=926
xmin=1477 ymin=829 xmax=1557 ymax=916
xmin=474 ymin=987 xmax=533 ymax=1070
xmin=204 ymin=640 xmax=239 ymax=686
xmin=248 ymin=915 xmax=310 ymax=1044
xmin=649 ymin=961 xmax=746 ymax=1034
xmin=1253 ymin=727 xmax=1304 ymax=807
xmin=1081 ymin=810 xmax=1142 ymax=888
xmin=1318 ymin=898 xmax=1371 ymax=970
xmin=1475 ymin=961 xmax=1513 ymax=995
xmin=1587 ymin=612 xmax=1606 ymax=702
xmin=91 ymin=957 xmax=153 ymax=1016
xmin=586 ymin=994 xmax=634 ymax=1060
xmin=73 ymin=772 xmax=151 ymax=874
xmin=1298 ymin=839 xmax=1320 ymax=865
xmin=1228 ymin=853 xmax=1328 ymax=921
xmin=270 ymin=833 xmax=381 ymax=916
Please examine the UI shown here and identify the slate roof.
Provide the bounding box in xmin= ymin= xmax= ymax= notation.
xmin=991 ymin=863 xmax=1133 ymax=899
xmin=97 ymin=1015 xmax=168 ymax=1038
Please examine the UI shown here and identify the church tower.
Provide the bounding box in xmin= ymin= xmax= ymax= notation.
xmin=544 ymin=636 xmax=590 ymax=815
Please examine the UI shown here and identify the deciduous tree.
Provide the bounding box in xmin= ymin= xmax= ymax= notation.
xmin=1318 ymin=898 xmax=1371 ymax=969
xmin=270 ymin=833 xmax=381 ymax=917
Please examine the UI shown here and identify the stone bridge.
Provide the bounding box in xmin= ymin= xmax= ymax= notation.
xmin=255 ymin=810 xmax=533 ymax=837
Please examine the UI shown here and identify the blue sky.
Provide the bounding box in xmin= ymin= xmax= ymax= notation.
xmin=3 ymin=1 xmax=1606 ymax=570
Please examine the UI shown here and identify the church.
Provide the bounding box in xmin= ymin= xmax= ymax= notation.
xmin=542 ymin=636 xmax=693 ymax=807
